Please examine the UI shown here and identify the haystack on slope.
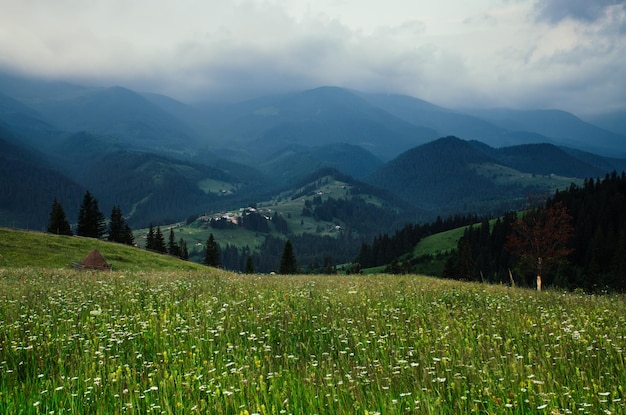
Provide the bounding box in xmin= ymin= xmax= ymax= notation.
xmin=80 ymin=249 xmax=111 ymax=270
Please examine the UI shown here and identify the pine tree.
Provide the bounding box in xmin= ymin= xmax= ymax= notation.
xmin=108 ymin=205 xmax=133 ymax=245
xmin=154 ymin=226 xmax=167 ymax=253
xmin=245 ymin=255 xmax=255 ymax=274
xmin=323 ymin=256 xmax=335 ymax=274
xmin=167 ymin=228 xmax=180 ymax=256
xmin=203 ymin=233 xmax=221 ymax=267
xmin=146 ymin=224 xmax=156 ymax=250
xmin=76 ymin=191 xmax=106 ymax=238
xmin=123 ymin=224 xmax=135 ymax=246
xmin=279 ymin=240 xmax=299 ymax=274
xmin=179 ymin=238 xmax=189 ymax=260
xmin=47 ymin=198 xmax=72 ymax=235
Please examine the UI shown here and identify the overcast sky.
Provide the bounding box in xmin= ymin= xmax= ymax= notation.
xmin=0 ymin=0 xmax=624 ymax=115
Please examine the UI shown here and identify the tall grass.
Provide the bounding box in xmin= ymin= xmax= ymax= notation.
xmin=0 ymin=268 xmax=624 ymax=414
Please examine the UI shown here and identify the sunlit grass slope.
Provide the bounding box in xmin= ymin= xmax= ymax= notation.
xmin=0 ymin=228 xmax=205 ymax=271
xmin=1 ymin=269 xmax=624 ymax=414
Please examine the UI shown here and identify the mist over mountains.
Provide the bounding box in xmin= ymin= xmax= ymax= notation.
xmin=1 ymin=72 xmax=625 ymax=231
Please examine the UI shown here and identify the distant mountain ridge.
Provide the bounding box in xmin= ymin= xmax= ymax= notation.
xmin=367 ymin=137 xmax=504 ymax=216
xmin=28 ymin=86 xmax=200 ymax=152
xmin=365 ymin=136 xmax=611 ymax=219
xmin=1 ymin=71 xmax=625 ymax=230
xmin=464 ymin=108 xmax=626 ymax=156
xmin=0 ymin=124 xmax=84 ymax=228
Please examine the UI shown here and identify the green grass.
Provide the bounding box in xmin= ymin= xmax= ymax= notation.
xmin=197 ymin=178 xmax=237 ymax=194
xmin=471 ymin=163 xmax=583 ymax=190
xmin=0 ymin=228 xmax=206 ymax=272
xmin=0 ymin=268 xmax=624 ymax=414
xmin=153 ymin=222 xmax=267 ymax=260
xmin=139 ymin=176 xmax=361 ymax=255
xmin=411 ymin=226 xmax=469 ymax=257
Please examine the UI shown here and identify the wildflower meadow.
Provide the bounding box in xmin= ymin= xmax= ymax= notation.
xmin=0 ymin=268 xmax=624 ymax=414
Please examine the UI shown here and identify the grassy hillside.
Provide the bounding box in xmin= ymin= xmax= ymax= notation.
xmin=389 ymin=226 xmax=471 ymax=276
xmin=138 ymin=173 xmax=392 ymax=257
xmin=0 ymin=228 xmax=206 ymax=271
xmin=411 ymin=226 xmax=468 ymax=257
xmin=1 ymin=269 xmax=623 ymax=414
xmin=471 ymin=162 xmax=582 ymax=189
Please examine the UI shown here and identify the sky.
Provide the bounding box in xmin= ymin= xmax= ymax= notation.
xmin=0 ymin=0 xmax=625 ymax=116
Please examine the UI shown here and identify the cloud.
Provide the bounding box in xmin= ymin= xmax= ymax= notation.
xmin=0 ymin=0 xmax=624 ymax=115
xmin=534 ymin=0 xmax=625 ymax=24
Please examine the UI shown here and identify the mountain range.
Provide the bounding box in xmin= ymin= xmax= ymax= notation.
xmin=1 ymin=71 xmax=625 ymax=232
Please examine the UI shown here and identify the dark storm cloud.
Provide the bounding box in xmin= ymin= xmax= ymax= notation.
xmin=0 ymin=1 xmax=624 ymax=115
xmin=535 ymin=0 xmax=626 ymax=24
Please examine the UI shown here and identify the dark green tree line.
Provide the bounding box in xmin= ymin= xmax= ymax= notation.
xmin=444 ymin=172 xmax=626 ymax=292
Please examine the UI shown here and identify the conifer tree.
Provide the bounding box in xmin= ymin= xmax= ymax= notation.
xmin=76 ymin=191 xmax=106 ymax=238
xmin=245 ymin=255 xmax=255 ymax=274
xmin=108 ymin=205 xmax=133 ymax=245
xmin=279 ymin=240 xmax=299 ymax=274
xmin=179 ymin=238 xmax=189 ymax=260
xmin=203 ymin=233 xmax=221 ymax=267
xmin=167 ymin=228 xmax=180 ymax=257
xmin=123 ymin=224 xmax=135 ymax=246
xmin=47 ymin=198 xmax=72 ymax=235
xmin=146 ymin=224 xmax=156 ymax=250
xmin=154 ymin=226 xmax=167 ymax=253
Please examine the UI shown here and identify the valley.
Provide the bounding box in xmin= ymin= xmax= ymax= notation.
xmin=1 ymin=72 xmax=625 ymax=279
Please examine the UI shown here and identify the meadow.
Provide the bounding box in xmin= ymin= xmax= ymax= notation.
xmin=0 ymin=268 xmax=624 ymax=414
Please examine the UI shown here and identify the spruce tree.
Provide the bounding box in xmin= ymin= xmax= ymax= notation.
xmin=167 ymin=228 xmax=180 ymax=257
xmin=47 ymin=198 xmax=72 ymax=235
xmin=76 ymin=191 xmax=106 ymax=238
xmin=146 ymin=224 xmax=156 ymax=250
xmin=203 ymin=233 xmax=221 ymax=267
xmin=108 ymin=205 xmax=133 ymax=245
xmin=123 ymin=224 xmax=135 ymax=246
xmin=279 ymin=240 xmax=299 ymax=274
xmin=179 ymin=238 xmax=189 ymax=260
xmin=245 ymin=255 xmax=255 ymax=274
xmin=154 ymin=226 xmax=167 ymax=253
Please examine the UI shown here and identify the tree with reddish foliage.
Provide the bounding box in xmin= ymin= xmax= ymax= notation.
xmin=505 ymin=201 xmax=574 ymax=290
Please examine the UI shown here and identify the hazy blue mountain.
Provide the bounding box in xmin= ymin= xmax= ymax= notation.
xmin=0 ymin=123 xmax=84 ymax=229
xmin=142 ymin=92 xmax=220 ymax=146
xmin=67 ymin=150 xmax=270 ymax=227
xmin=584 ymin=111 xmax=626 ymax=136
xmin=27 ymin=86 xmax=201 ymax=153
xmin=259 ymin=142 xmax=383 ymax=184
xmin=0 ymin=91 xmax=62 ymax=149
xmin=559 ymin=147 xmax=626 ymax=175
xmin=189 ymin=91 xmax=296 ymax=146
xmin=360 ymin=92 xmax=534 ymax=148
xmin=465 ymin=108 xmax=626 ymax=157
xmin=203 ymin=87 xmax=438 ymax=161
xmin=44 ymin=131 xmax=125 ymax=178
xmin=483 ymin=143 xmax=605 ymax=179
xmin=0 ymin=72 xmax=90 ymax=103
xmin=3 ymin=72 xmax=626 ymax=232
xmin=366 ymin=136 xmax=503 ymax=215
xmin=365 ymin=136 xmax=613 ymax=220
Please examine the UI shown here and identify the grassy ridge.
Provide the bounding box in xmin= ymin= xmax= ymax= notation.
xmin=0 ymin=268 xmax=624 ymax=414
xmin=0 ymin=228 xmax=205 ymax=271
xmin=411 ymin=226 xmax=467 ymax=257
